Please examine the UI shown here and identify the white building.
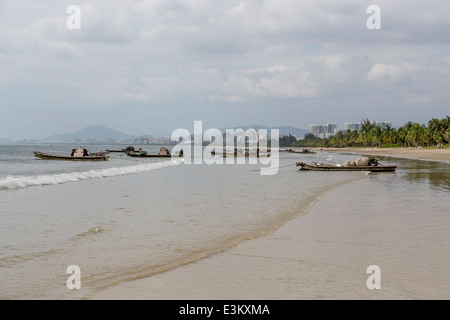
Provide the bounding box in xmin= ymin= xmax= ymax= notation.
xmin=345 ymin=122 xmax=362 ymax=131
xmin=344 ymin=121 xmax=392 ymax=131
xmin=375 ymin=121 xmax=392 ymax=129
xmin=309 ymin=123 xmax=339 ymax=138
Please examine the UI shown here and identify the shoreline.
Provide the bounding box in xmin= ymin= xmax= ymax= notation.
xmin=86 ymin=170 xmax=450 ymax=300
xmin=83 ymin=151 xmax=450 ymax=300
xmin=310 ymin=147 xmax=450 ymax=163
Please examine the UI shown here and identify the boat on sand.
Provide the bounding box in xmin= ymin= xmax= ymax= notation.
xmin=296 ymin=162 xmax=397 ymax=172
xmin=296 ymin=156 xmax=397 ymax=172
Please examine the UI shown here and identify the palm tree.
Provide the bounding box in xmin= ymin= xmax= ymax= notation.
xmin=426 ymin=118 xmax=443 ymax=146
xmin=441 ymin=116 xmax=450 ymax=129
xmin=381 ymin=125 xmax=396 ymax=145
xmin=406 ymin=123 xmax=425 ymax=148
xmin=359 ymin=119 xmax=378 ymax=146
xmin=369 ymin=126 xmax=382 ymax=147
xmin=332 ymin=130 xmax=342 ymax=146
xmin=441 ymin=116 xmax=450 ymax=144
xmin=398 ymin=122 xmax=415 ymax=146
xmin=433 ymin=133 xmax=444 ymax=148
xmin=443 ymin=127 xmax=450 ymax=144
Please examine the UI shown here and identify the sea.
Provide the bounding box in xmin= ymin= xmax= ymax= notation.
xmin=0 ymin=144 xmax=449 ymax=299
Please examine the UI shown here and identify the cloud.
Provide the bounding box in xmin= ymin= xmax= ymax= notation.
xmin=367 ymin=63 xmax=407 ymax=82
xmin=1 ymin=0 xmax=450 ymax=139
xmin=220 ymin=64 xmax=318 ymax=99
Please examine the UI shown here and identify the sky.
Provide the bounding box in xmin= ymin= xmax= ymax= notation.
xmin=1 ymin=0 xmax=450 ymax=140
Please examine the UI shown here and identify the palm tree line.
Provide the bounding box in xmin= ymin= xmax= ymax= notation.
xmin=285 ymin=116 xmax=450 ymax=148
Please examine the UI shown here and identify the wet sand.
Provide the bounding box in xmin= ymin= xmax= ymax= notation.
xmin=86 ymin=179 xmax=449 ymax=299
xmin=82 ymin=151 xmax=450 ymax=300
xmin=315 ymin=147 xmax=450 ymax=163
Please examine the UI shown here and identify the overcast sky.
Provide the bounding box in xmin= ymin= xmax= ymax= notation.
xmin=1 ymin=0 xmax=450 ymax=139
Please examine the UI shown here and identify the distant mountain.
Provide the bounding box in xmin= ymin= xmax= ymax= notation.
xmin=0 ymin=138 xmax=14 ymax=144
xmin=275 ymin=126 xmax=309 ymax=138
xmin=45 ymin=125 xmax=135 ymax=142
xmin=42 ymin=124 xmax=308 ymax=142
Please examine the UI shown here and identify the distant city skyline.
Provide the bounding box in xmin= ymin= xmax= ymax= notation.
xmin=309 ymin=121 xmax=393 ymax=138
xmin=0 ymin=118 xmax=441 ymax=142
xmin=1 ymin=1 xmax=450 ymax=140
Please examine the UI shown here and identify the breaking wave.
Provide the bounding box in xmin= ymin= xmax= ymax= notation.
xmin=0 ymin=160 xmax=182 ymax=190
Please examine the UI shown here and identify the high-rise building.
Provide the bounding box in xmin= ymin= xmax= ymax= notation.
xmin=344 ymin=121 xmax=392 ymax=131
xmin=309 ymin=123 xmax=339 ymax=138
xmin=375 ymin=121 xmax=392 ymax=129
xmin=345 ymin=122 xmax=362 ymax=131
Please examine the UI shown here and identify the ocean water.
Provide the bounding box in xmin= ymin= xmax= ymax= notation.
xmin=0 ymin=144 xmax=449 ymax=299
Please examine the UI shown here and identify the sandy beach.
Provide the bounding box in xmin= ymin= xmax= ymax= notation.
xmin=84 ymin=150 xmax=450 ymax=300
xmin=315 ymin=147 xmax=450 ymax=163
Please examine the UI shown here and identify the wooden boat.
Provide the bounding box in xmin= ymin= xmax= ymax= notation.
xmin=127 ymin=147 xmax=182 ymax=158
xmin=106 ymin=146 xmax=135 ymax=153
xmin=211 ymin=147 xmax=271 ymax=157
xmin=211 ymin=151 xmax=270 ymax=157
xmin=296 ymin=162 xmax=396 ymax=172
xmin=286 ymin=148 xmax=316 ymax=154
xmin=34 ymin=148 xmax=109 ymax=161
xmin=128 ymin=152 xmax=174 ymax=158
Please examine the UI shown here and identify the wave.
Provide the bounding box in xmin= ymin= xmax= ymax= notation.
xmin=0 ymin=159 xmax=182 ymax=190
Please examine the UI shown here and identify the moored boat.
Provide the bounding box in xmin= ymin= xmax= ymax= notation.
xmin=105 ymin=146 xmax=135 ymax=154
xmin=286 ymin=148 xmax=316 ymax=154
xmin=34 ymin=147 xmax=109 ymax=161
xmin=211 ymin=147 xmax=271 ymax=157
xmin=211 ymin=151 xmax=270 ymax=157
xmin=127 ymin=147 xmax=182 ymax=158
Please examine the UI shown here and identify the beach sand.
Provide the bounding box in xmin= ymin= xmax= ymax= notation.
xmin=82 ymin=150 xmax=450 ymax=300
xmin=315 ymin=147 xmax=450 ymax=163
xmin=85 ymin=156 xmax=450 ymax=300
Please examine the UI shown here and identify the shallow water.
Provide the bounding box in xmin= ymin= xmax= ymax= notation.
xmin=0 ymin=145 xmax=448 ymax=299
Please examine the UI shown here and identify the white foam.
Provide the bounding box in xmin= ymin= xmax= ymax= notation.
xmin=0 ymin=160 xmax=182 ymax=190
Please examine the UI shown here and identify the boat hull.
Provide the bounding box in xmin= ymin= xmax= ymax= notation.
xmin=211 ymin=151 xmax=270 ymax=157
xmin=106 ymin=148 xmax=135 ymax=154
xmin=296 ymin=162 xmax=396 ymax=172
xmin=127 ymin=153 xmax=181 ymax=158
xmin=286 ymin=150 xmax=317 ymax=154
xmin=34 ymin=152 xmax=109 ymax=161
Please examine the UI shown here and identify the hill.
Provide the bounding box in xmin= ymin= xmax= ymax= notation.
xmin=42 ymin=124 xmax=308 ymax=142
xmin=44 ymin=125 xmax=135 ymax=142
xmin=275 ymin=126 xmax=309 ymax=138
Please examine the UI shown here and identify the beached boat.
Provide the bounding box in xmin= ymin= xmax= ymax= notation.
xmin=296 ymin=162 xmax=396 ymax=172
xmin=34 ymin=148 xmax=109 ymax=161
xmin=286 ymin=148 xmax=316 ymax=154
xmin=127 ymin=147 xmax=182 ymax=158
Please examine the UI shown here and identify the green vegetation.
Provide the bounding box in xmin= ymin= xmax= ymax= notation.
xmin=288 ymin=116 xmax=450 ymax=149
xmin=279 ymin=134 xmax=298 ymax=147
